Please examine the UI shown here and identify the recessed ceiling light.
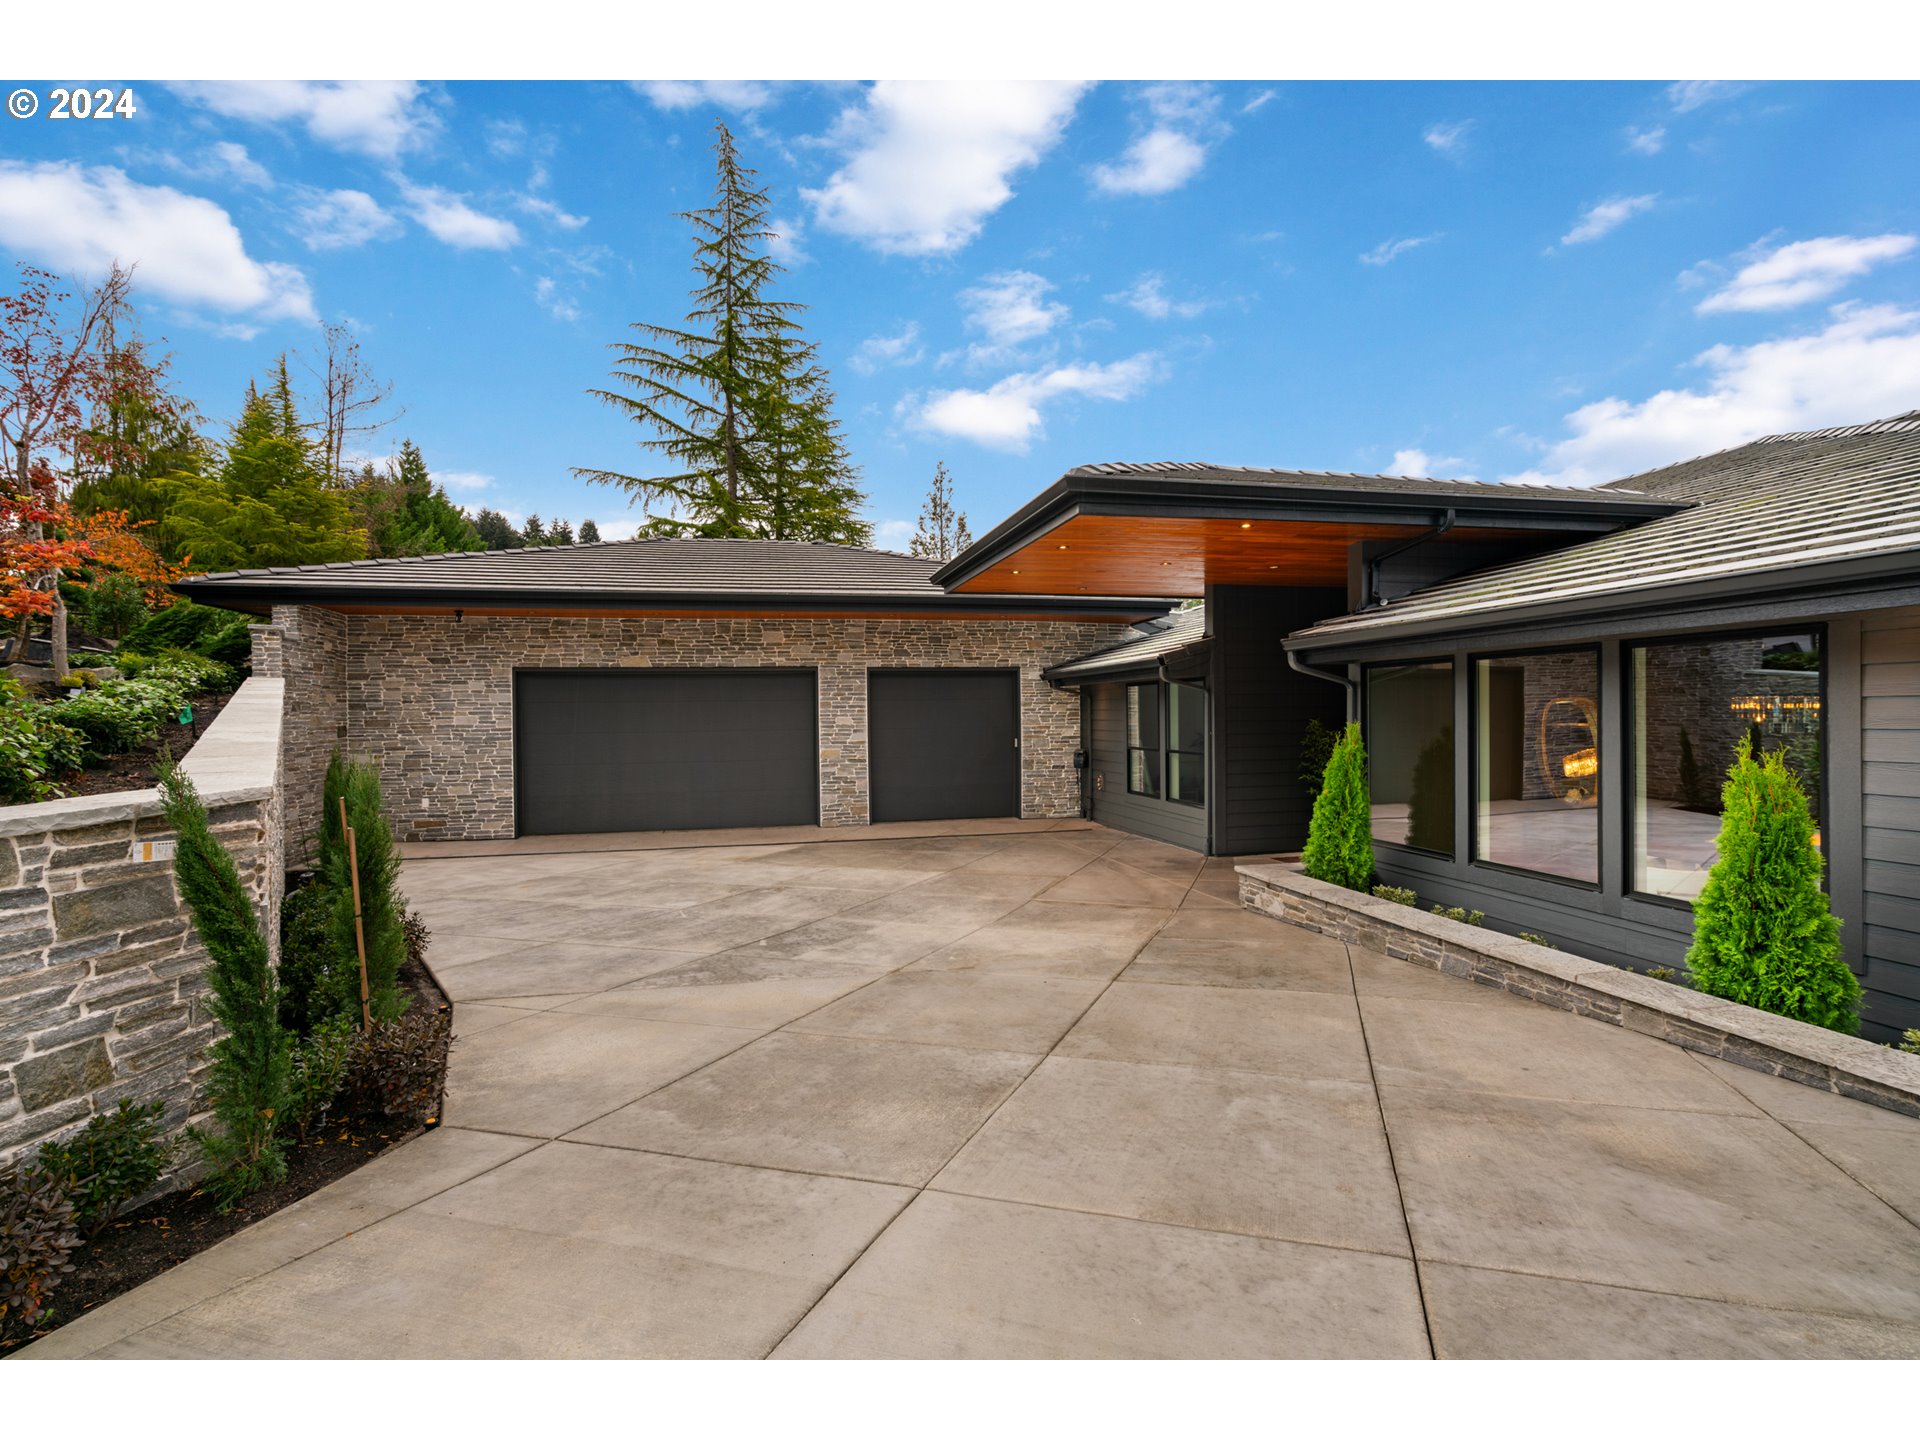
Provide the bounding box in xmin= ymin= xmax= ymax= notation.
xmin=1057 ymin=543 xmax=1068 ymax=550
xmin=1240 ymin=521 xmax=1252 ymax=529
xmin=1012 ymin=569 xmax=1021 ymax=574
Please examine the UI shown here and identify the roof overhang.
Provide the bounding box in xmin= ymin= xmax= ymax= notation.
xmin=170 ymin=577 xmax=1173 ymax=625
xmin=932 ymin=470 xmax=1683 ymax=598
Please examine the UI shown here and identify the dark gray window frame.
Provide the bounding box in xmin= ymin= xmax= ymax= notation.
xmin=1361 ymin=655 xmax=1457 ymax=859
xmin=1623 ymin=623 xmax=1831 ymax=912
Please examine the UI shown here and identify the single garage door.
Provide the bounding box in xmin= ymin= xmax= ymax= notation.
xmin=515 ymin=669 xmax=818 ymax=835
xmin=868 ymin=669 xmax=1020 ymax=823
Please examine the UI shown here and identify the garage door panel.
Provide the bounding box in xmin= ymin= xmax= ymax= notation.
xmin=869 ymin=670 xmax=1019 ymax=823
xmin=516 ymin=671 xmax=817 ymax=835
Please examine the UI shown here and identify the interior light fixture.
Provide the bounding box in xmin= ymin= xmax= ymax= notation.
xmin=1240 ymin=522 xmax=1252 ymax=529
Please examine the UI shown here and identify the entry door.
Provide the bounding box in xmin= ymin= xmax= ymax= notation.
xmin=514 ymin=669 xmax=818 ymax=835
xmin=868 ymin=669 xmax=1020 ymax=823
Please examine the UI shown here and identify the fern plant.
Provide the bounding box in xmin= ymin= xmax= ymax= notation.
xmin=1302 ymin=722 xmax=1374 ymax=892
xmin=1684 ymin=737 xmax=1859 ymax=1033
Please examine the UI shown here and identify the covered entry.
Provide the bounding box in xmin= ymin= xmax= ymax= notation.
xmin=868 ymin=669 xmax=1021 ymax=822
xmin=514 ymin=669 xmax=818 ymax=835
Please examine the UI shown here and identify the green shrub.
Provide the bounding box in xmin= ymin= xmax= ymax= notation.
xmin=1517 ymin=933 xmax=1555 ymax=948
xmin=287 ymin=1016 xmax=359 ymax=1141
xmin=72 ymin=571 xmax=151 ymax=641
xmin=318 ymin=755 xmax=410 ymax=1024
xmin=1645 ymin=966 xmax=1688 ymax=985
xmin=1430 ymin=904 xmax=1484 ymax=926
xmin=57 ymin=670 xmax=101 ymax=690
xmin=0 ymin=697 xmax=87 ymax=802
xmin=0 ymin=1163 xmax=80 ymax=1332
xmin=159 ymin=760 xmax=291 ymax=1205
xmin=114 ymin=648 xmax=235 ymax=693
xmin=403 ymin=910 xmax=431 ymax=970
xmin=33 ymin=1099 xmax=173 ymax=1239
xmin=1685 ymin=737 xmax=1859 ymax=1034
xmin=1298 ymin=718 xmax=1337 ymax=800
xmin=339 ymin=1008 xmax=450 ymax=1126
xmin=1371 ymin=884 xmax=1417 ymax=906
xmin=1301 ymin=722 xmax=1373 ymax=892
xmin=277 ymin=879 xmax=356 ymax=1036
xmin=121 ymin=600 xmax=252 ymax=669
xmin=45 ymin=656 xmax=231 ymax=763
xmin=1900 ymin=1030 xmax=1920 ymax=1056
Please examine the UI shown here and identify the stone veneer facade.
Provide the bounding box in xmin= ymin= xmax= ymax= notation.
xmin=257 ymin=606 xmax=1125 ymax=844
xmin=0 ymin=679 xmax=284 ymax=1182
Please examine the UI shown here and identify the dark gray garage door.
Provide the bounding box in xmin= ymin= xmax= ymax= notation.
xmin=868 ymin=669 xmax=1020 ymax=823
xmin=515 ymin=670 xmax=818 ymax=835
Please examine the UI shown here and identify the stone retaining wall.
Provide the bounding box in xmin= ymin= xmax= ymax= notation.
xmin=0 ymin=679 xmax=285 ymax=1180
xmin=1238 ymin=861 xmax=1920 ymax=1118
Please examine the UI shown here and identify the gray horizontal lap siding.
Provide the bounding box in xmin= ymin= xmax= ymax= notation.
xmin=1864 ymin=606 xmax=1920 ymax=1032
xmin=1088 ymin=683 xmax=1208 ymax=852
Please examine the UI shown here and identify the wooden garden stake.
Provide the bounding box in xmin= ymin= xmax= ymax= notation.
xmin=341 ymin=796 xmax=372 ymax=1033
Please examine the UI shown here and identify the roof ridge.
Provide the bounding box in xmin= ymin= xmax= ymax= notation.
xmin=1599 ymin=408 xmax=1920 ymax=489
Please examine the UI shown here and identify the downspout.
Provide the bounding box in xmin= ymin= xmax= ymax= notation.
xmin=1364 ymin=508 xmax=1456 ymax=608
xmin=1287 ymin=648 xmax=1357 ymax=723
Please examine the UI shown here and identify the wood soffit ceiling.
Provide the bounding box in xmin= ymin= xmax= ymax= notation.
xmin=950 ymin=514 xmax=1529 ymax=596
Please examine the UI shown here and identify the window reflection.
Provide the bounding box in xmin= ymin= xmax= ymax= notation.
xmin=1365 ymin=662 xmax=1454 ymax=855
xmin=1474 ymin=651 xmax=1600 ymax=884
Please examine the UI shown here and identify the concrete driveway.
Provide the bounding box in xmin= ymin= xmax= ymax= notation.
xmin=21 ymin=823 xmax=1920 ymax=1359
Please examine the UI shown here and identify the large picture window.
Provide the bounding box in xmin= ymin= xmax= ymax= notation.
xmin=1365 ymin=661 xmax=1454 ymax=855
xmin=1474 ymin=650 xmax=1600 ymax=884
xmin=1631 ymin=631 xmax=1823 ymax=902
xmin=1168 ymin=682 xmax=1206 ymax=806
xmin=1126 ymin=683 xmax=1161 ymax=797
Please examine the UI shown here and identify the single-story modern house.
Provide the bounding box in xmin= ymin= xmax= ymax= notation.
xmin=177 ymin=409 xmax=1920 ymax=1037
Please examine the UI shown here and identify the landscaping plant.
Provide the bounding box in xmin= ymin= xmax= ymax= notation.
xmin=1371 ymin=884 xmax=1417 ymax=906
xmin=1298 ymin=717 xmax=1336 ymax=802
xmin=0 ymin=1162 xmax=80 ymax=1332
xmin=286 ymin=1016 xmax=359 ymax=1141
xmin=158 ymin=759 xmax=292 ymax=1203
xmin=1302 ymin=721 xmax=1373 ymax=892
xmin=33 ymin=1099 xmax=173 ymax=1239
xmin=317 ymin=753 xmax=410 ymax=1024
xmin=1430 ymin=904 xmax=1485 ymax=926
xmin=339 ymin=1008 xmax=451 ymax=1126
xmin=1684 ymin=737 xmax=1860 ymax=1034
xmin=277 ymin=878 xmax=352 ymax=1036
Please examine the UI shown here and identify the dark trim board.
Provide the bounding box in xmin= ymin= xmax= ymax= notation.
xmin=512 ymin=667 xmax=821 ymax=836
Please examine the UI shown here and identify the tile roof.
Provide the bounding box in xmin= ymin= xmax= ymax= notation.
xmin=1288 ymin=411 xmax=1920 ymax=648
xmin=1063 ymin=460 xmax=1665 ymax=504
xmin=1045 ymin=604 xmax=1208 ymax=682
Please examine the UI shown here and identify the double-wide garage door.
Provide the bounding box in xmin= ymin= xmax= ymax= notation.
xmin=514 ymin=667 xmax=1022 ymax=835
xmin=515 ymin=670 xmax=819 ymax=835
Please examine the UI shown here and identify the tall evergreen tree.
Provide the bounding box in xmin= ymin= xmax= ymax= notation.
xmin=353 ymin=439 xmax=481 ymax=557
xmin=910 ymin=461 xmax=972 ymax=559
xmin=548 ymin=517 xmax=574 ymax=545
xmin=522 ymin=513 xmax=547 ymax=546
xmin=574 ymin=122 xmax=869 ymax=543
xmin=162 ymin=365 xmax=366 ymax=571
xmin=577 ymin=518 xmax=601 ymax=544
xmin=472 ymin=506 xmax=524 ymax=550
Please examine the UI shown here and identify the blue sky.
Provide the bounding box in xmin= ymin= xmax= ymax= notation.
xmin=1 ymin=79 xmax=1917 ymax=546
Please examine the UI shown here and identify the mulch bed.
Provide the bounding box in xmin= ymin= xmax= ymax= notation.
xmin=37 ymin=686 xmax=238 ymax=800
xmin=0 ymin=954 xmax=451 ymax=1355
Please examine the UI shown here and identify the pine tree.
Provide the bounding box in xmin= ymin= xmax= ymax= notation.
xmin=354 ymin=439 xmax=481 ymax=557
xmin=548 ymin=518 xmax=574 ymax=546
xmin=574 ymin=122 xmax=869 ymax=543
xmin=162 ymin=366 xmax=365 ymax=570
xmin=1301 ymin=722 xmax=1374 ymax=892
xmin=158 ymin=759 xmax=291 ymax=1204
xmin=577 ymin=518 xmax=601 ymax=544
xmin=522 ymin=513 xmax=547 ymax=546
xmin=472 ymin=507 xmax=524 ymax=550
xmin=909 ymin=461 xmax=972 ymax=560
xmin=1685 ymin=737 xmax=1858 ymax=1033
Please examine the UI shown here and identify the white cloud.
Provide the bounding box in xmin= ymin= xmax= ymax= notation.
xmin=1107 ymin=273 xmax=1208 ymax=319
xmin=961 ymin=270 xmax=1067 ymax=347
xmin=0 ymin=161 xmax=314 ymax=323
xmin=1389 ymin=448 xmax=1473 ymax=480
xmin=437 ymin=470 xmax=494 ymax=491
xmin=167 ymin=81 xmax=435 ymax=159
xmin=1560 ymin=194 xmax=1659 ymax=246
xmin=1667 ymin=80 xmax=1750 ymax=113
xmin=802 ymin=80 xmax=1087 ymax=255
xmin=533 ymin=276 xmax=581 ymax=323
xmin=1505 ymin=302 xmax=1920 ymax=486
xmin=850 ymin=322 xmax=924 ymax=375
xmin=1695 ymin=233 xmax=1917 ymax=314
xmin=293 ymin=188 xmax=401 ymax=251
xmin=1423 ymin=120 xmax=1473 ymax=158
xmin=1360 ymin=234 xmax=1440 ymax=267
xmin=516 ymin=194 xmax=588 ymax=230
xmin=1243 ymin=88 xmax=1278 ymax=115
xmin=767 ymin=215 xmax=808 ymax=266
xmin=1625 ymin=125 xmax=1667 ymax=155
xmin=908 ymin=352 xmax=1162 ymax=452
xmin=872 ymin=518 xmax=915 ymax=552
xmin=634 ymin=81 xmax=776 ymax=112
xmin=398 ymin=182 xmax=520 ymax=249
xmin=208 ymin=141 xmax=272 ymax=188
xmin=1090 ymin=83 xmax=1225 ymax=197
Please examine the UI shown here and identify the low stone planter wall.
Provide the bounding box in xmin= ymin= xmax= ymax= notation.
xmin=1238 ymin=861 xmax=1920 ymax=1119
xmin=0 ymin=679 xmax=285 ymax=1178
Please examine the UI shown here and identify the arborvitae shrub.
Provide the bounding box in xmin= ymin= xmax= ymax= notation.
xmin=317 ymin=754 xmax=410 ymax=1023
xmin=1684 ymin=737 xmax=1859 ymax=1034
xmin=1302 ymin=722 xmax=1374 ymax=892
xmin=158 ymin=760 xmax=291 ymax=1203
